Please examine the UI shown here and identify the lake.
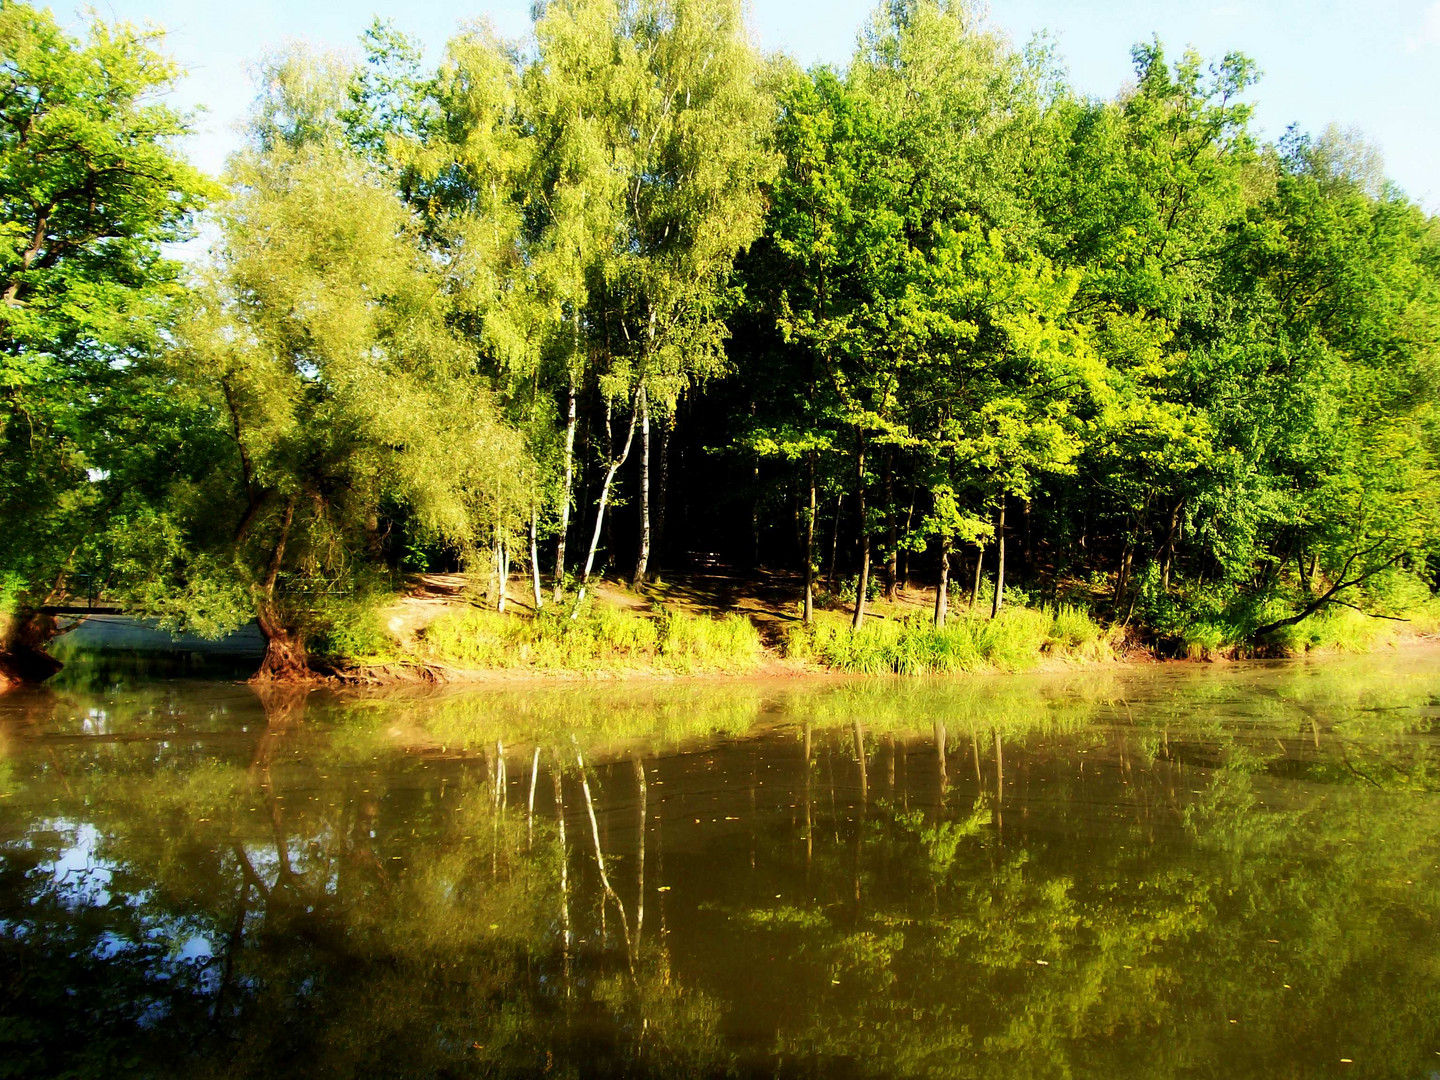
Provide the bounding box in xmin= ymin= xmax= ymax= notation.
xmin=2 ymin=649 xmax=1439 ymax=1078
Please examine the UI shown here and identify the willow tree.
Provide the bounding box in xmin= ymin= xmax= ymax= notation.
xmin=343 ymin=22 xmax=560 ymax=609
xmin=121 ymin=51 xmax=531 ymax=679
xmin=0 ymin=4 xmax=209 ymax=684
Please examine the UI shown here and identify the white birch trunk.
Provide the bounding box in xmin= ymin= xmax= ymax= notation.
xmin=574 ymin=389 xmax=640 ymax=615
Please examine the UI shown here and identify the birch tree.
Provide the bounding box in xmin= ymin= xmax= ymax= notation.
xmin=538 ymin=0 xmax=775 ymax=591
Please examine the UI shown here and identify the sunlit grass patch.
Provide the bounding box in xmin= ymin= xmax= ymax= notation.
xmin=783 ymin=604 xmax=1112 ymax=675
xmin=658 ymin=609 xmax=765 ymax=673
xmin=414 ymin=601 xmax=764 ymax=675
xmin=1272 ymin=604 xmax=1405 ymax=655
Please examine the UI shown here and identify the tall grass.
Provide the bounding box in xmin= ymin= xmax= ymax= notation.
xmin=417 ymin=602 xmax=764 ymax=675
xmin=1268 ymin=602 xmax=1440 ymax=655
xmin=1172 ymin=575 xmax=1440 ymax=659
xmin=784 ymin=604 xmax=1111 ymax=675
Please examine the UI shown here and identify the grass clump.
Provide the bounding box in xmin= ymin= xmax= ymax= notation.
xmin=657 ymin=607 xmax=765 ymax=673
xmin=416 ymin=601 xmax=764 ymax=675
xmin=784 ymin=604 xmax=1111 ymax=675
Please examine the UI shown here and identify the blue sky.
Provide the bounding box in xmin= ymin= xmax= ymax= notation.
xmin=82 ymin=0 xmax=1440 ymax=208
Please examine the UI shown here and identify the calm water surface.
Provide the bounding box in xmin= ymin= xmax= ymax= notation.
xmin=2 ymin=650 xmax=1439 ymax=1079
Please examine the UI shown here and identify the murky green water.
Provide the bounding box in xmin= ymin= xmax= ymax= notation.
xmin=3 ymin=650 xmax=1440 ymax=1079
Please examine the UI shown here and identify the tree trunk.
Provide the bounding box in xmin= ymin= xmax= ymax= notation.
xmin=852 ymin=429 xmax=869 ymax=630
xmin=827 ymin=493 xmax=844 ymax=590
xmin=631 ymin=386 xmax=651 ymax=589
xmin=651 ymin=414 xmax=670 ymax=584
xmin=884 ymin=451 xmax=898 ymax=601
xmin=991 ymin=502 xmax=1006 ymax=618
xmin=0 ymin=558 xmax=79 ymax=688
xmin=900 ymin=488 xmax=916 ymax=588
xmin=1115 ymin=540 xmax=1134 ymax=612
xmin=970 ymin=542 xmax=984 ymax=609
xmin=803 ymin=452 xmax=816 ymax=625
xmin=253 ymin=497 xmax=309 ymax=683
xmin=552 ymin=381 xmax=578 ymax=601
xmin=934 ymin=539 xmax=950 ymax=628
xmin=530 ymin=511 xmax=544 ymax=611
xmin=792 ymin=488 xmax=802 ymax=564
xmin=1022 ymin=499 xmax=1033 ymax=571
xmin=576 ymin=390 xmax=641 ymax=611
xmin=1161 ymin=499 xmax=1182 ymax=594
xmin=496 ymin=537 xmax=510 ymax=614
xmin=0 ymin=610 xmax=63 ymax=690
xmin=255 ymin=621 xmax=309 ymax=684
xmin=601 ymin=397 xmax=615 ymax=572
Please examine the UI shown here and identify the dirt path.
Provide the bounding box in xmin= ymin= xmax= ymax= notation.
xmin=379 ymin=574 xmax=471 ymax=643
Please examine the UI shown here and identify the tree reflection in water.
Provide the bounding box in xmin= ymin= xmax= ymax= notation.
xmin=1 ymin=652 xmax=1439 ymax=1078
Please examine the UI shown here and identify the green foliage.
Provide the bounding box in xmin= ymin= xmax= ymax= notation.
xmin=656 ymin=607 xmax=766 ymax=673
xmin=4 ymin=0 xmax=1440 ymax=679
xmin=416 ymin=602 xmax=764 ymax=675
xmin=114 ymin=55 xmax=538 ymax=669
xmin=785 ymin=604 xmax=1110 ymax=674
xmin=315 ymin=599 xmax=397 ymax=663
xmin=833 ymin=572 xmax=882 ymax=605
xmin=0 ymin=3 xmax=210 ymax=645
xmin=1266 ymin=605 xmax=1394 ymax=655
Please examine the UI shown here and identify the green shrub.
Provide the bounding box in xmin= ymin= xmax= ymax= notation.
xmin=783 ymin=604 xmax=1109 ymax=675
xmin=418 ymin=601 xmax=762 ymax=674
xmin=1182 ymin=621 xmax=1229 ymax=659
xmin=1360 ymin=568 xmax=1433 ymax=617
xmin=419 ymin=606 xmax=513 ymax=667
xmin=1165 ymin=573 xmax=1439 ymax=658
xmin=1271 ymin=605 xmax=1395 ymax=655
xmin=315 ymin=599 xmax=398 ymax=662
xmin=834 ymin=573 xmax=882 ymax=605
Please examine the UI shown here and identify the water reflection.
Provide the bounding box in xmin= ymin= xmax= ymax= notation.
xmin=2 ymin=653 xmax=1439 ymax=1078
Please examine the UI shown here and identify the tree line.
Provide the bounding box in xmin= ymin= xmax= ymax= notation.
xmin=2 ymin=0 xmax=1437 ymax=681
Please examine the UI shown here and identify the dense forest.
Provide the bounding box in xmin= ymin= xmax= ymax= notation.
xmin=2 ymin=0 xmax=1438 ymax=682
